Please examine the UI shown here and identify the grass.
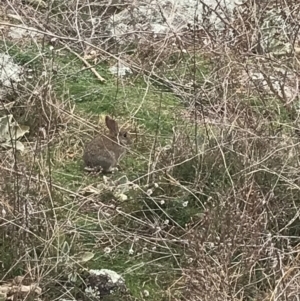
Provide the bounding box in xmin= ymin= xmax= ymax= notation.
xmin=0 ymin=40 xmax=257 ymax=298
xmin=2 ymin=3 xmax=300 ymax=301
xmin=0 ymin=36 xmax=200 ymax=301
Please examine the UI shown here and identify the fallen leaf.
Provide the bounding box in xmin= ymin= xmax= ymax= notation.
xmin=0 ymin=101 xmax=15 ymax=112
xmin=80 ymin=252 xmax=95 ymax=262
xmin=1 ymin=141 xmax=25 ymax=152
xmin=10 ymin=124 xmax=30 ymax=140
xmin=0 ymin=115 xmax=13 ymax=139
xmin=0 ymin=114 xmax=29 ymax=152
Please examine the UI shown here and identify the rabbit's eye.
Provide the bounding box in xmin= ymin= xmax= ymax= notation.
xmin=123 ymin=133 xmax=127 ymax=138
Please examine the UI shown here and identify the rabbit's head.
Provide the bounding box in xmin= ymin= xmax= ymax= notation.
xmin=105 ymin=115 xmax=131 ymax=146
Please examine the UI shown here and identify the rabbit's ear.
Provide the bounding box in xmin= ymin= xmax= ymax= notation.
xmin=105 ymin=116 xmax=119 ymax=134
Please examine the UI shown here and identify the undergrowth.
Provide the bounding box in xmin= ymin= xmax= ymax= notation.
xmin=1 ymin=1 xmax=300 ymax=301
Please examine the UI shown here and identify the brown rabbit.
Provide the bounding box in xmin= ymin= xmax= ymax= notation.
xmin=83 ymin=116 xmax=131 ymax=172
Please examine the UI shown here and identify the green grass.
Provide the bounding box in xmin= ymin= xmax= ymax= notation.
xmin=53 ymin=159 xmax=86 ymax=189
xmin=55 ymin=62 xmax=182 ymax=136
xmin=0 ymin=41 xmax=190 ymax=140
xmin=3 ymin=6 xmax=300 ymax=301
xmin=0 ymin=39 xmax=207 ymax=301
xmin=88 ymin=249 xmax=179 ymax=300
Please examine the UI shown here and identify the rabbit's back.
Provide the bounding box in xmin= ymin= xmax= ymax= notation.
xmin=83 ymin=135 xmax=124 ymax=171
xmin=83 ymin=116 xmax=131 ymax=172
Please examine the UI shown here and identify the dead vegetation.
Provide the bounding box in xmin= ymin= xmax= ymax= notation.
xmin=1 ymin=0 xmax=300 ymax=300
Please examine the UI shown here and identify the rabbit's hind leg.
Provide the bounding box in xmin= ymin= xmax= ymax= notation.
xmin=84 ymin=165 xmax=103 ymax=176
xmin=102 ymin=166 xmax=119 ymax=174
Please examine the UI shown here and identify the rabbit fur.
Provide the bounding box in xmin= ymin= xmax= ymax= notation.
xmin=83 ymin=116 xmax=131 ymax=172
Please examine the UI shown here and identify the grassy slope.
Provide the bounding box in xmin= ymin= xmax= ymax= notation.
xmin=0 ymin=41 xmax=200 ymax=300
xmin=2 ymin=8 xmax=300 ymax=301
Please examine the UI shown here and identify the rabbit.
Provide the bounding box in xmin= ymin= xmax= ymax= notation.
xmin=83 ymin=115 xmax=131 ymax=173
